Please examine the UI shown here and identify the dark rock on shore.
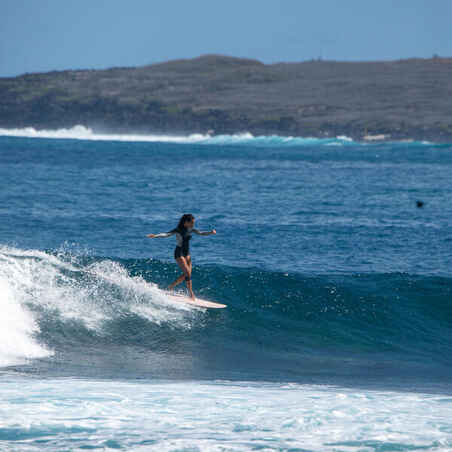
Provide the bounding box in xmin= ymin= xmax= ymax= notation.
xmin=1 ymin=54 xmax=452 ymax=141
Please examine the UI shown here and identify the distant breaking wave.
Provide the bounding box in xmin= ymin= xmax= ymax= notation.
xmin=0 ymin=125 xmax=353 ymax=145
xmin=0 ymin=124 xmax=439 ymax=147
xmin=0 ymin=125 xmax=209 ymax=144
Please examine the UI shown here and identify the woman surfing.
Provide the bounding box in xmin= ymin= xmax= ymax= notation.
xmin=147 ymin=214 xmax=216 ymax=300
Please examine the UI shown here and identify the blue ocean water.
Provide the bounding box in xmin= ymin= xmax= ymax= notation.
xmin=1 ymin=127 xmax=452 ymax=451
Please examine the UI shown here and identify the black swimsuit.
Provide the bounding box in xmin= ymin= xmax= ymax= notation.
xmin=153 ymin=227 xmax=209 ymax=259
xmin=173 ymin=227 xmax=192 ymax=259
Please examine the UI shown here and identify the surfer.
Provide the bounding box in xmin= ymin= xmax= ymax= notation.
xmin=146 ymin=214 xmax=216 ymax=300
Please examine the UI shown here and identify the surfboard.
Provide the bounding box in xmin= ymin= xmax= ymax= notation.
xmin=166 ymin=292 xmax=227 ymax=309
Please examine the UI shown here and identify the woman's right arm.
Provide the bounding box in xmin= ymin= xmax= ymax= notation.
xmin=147 ymin=231 xmax=175 ymax=239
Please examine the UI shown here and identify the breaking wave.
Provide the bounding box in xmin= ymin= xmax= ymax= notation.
xmin=0 ymin=125 xmax=442 ymax=147
xmin=1 ymin=244 xmax=452 ymax=381
xmin=0 ymin=245 xmax=197 ymax=368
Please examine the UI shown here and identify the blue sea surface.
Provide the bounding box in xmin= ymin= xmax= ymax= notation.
xmin=1 ymin=130 xmax=451 ymax=451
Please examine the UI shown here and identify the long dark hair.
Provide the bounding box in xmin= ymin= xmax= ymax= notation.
xmin=177 ymin=213 xmax=194 ymax=230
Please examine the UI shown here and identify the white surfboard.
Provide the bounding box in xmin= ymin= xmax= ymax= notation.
xmin=166 ymin=292 xmax=227 ymax=309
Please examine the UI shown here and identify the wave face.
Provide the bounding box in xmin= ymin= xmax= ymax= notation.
xmin=0 ymin=124 xmax=446 ymax=147
xmin=2 ymin=245 xmax=452 ymax=383
xmin=0 ymin=246 xmax=195 ymax=369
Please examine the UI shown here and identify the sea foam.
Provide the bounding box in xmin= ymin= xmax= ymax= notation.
xmin=0 ymin=245 xmax=196 ymax=367
xmin=0 ymin=125 xmax=356 ymax=146
xmin=0 ymin=271 xmax=51 ymax=367
xmin=0 ymin=378 xmax=451 ymax=451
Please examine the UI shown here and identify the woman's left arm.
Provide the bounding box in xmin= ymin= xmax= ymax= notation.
xmin=193 ymin=228 xmax=216 ymax=236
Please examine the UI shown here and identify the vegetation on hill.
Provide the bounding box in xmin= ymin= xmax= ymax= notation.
xmin=1 ymin=54 xmax=452 ymax=140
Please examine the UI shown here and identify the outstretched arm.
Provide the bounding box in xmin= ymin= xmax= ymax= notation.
xmin=193 ymin=228 xmax=216 ymax=236
xmin=147 ymin=231 xmax=176 ymax=238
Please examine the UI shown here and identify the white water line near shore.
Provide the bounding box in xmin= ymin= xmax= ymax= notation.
xmin=0 ymin=124 xmax=358 ymax=145
xmin=1 ymin=125 xmax=438 ymax=146
xmin=1 ymin=377 xmax=451 ymax=451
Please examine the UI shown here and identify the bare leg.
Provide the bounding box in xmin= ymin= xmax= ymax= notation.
xmin=185 ymin=279 xmax=195 ymax=300
xmin=187 ymin=255 xmax=192 ymax=274
xmin=171 ymin=256 xmax=195 ymax=299
xmin=185 ymin=255 xmax=195 ymax=300
xmin=168 ymin=273 xmax=185 ymax=290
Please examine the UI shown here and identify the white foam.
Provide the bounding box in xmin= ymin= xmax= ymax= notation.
xmin=86 ymin=259 xmax=194 ymax=325
xmin=0 ymin=245 xmax=197 ymax=367
xmin=0 ymin=378 xmax=451 ymax=451
xmin=0 ymin=125 xmax=210 ymax=143
xmin=0 ymin=276 xmax=51 ymax=367
xmin=0 ymin=125 xmax=355 ymax=146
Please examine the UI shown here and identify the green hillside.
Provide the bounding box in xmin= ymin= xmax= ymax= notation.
xmin=1 ymin=54 xmax=452 ymax=140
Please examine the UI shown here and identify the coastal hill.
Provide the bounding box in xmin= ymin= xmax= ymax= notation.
xmin=1 ymin=54 xmax=451 ymax=140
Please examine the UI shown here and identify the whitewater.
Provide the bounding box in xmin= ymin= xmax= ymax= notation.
xmin=0 ymin=124 xmax=434 ymax=146
xmin=1 ymin=131 xmax=451 ymax=450
xmin=1 ymin=244 xmax=452 ymax=451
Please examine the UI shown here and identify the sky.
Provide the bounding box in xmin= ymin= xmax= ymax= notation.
xmin=1 ymin=0 xmax=451 ymax=77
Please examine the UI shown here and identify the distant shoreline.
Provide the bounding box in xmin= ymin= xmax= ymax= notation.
xmin=1 ymin=125 xmax=448 ymax=146
xmin=1 ymin=54 xmax=451 ymax=142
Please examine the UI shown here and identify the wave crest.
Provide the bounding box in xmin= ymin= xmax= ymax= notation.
xmin=0 ymin=125 xmax=358 ymax=146
xmin=2 ymin=245 xmax=452 ymax=376
xmin=0 ymin=245 xmax=199 ymax=367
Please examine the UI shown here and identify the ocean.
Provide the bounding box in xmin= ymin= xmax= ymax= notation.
xmin=0 ymin=126 xmax=451 ymax=451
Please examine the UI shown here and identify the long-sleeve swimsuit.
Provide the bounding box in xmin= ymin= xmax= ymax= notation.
xmin=153 ymin=227 xmax=210 ymax=259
